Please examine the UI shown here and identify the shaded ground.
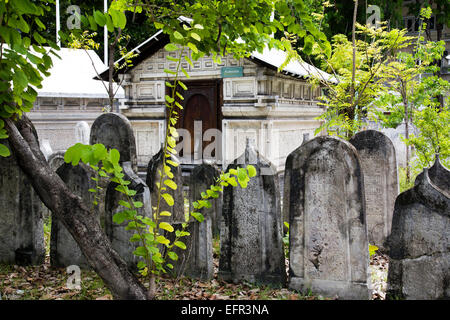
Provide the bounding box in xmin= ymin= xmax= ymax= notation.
xmin=0 ymin=217 xmax=388 ymax=300
xmin=0 ymin=252 xmax=388 ymax=300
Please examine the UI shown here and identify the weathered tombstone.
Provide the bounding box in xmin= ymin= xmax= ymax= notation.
xmin=219 ymin=140 xmax=286 ymax=286
xmin=90 ymin=113 xmax=138 ymax=173
xmin=414 ymin=154 xmax=450 ymax=193
xmin=0 ymin=138 xmax=45 ymax=265
xmin=171 ymin=162 xmax=221 ymax=280
xmin=40 ymin=139 xmax=53 ymax=160
xmin=105 ymin=161 xmax=152 ymax=269
xmin=190 ymin=162 xmax=222 ymax=237
xmin=90 ymin=112 xmax=137 ymax=229
xmin=350 ymin=130 xmax=398 ymax=251
xmin=287 ymin=136 xmax=370 ymax=299
xmin=48 ymin=151 xmax=66 ymax=171
xmin=75 ymin=121 xmax=90 ymax=144
xmin=41 ymin=151 xmax=68 ymax=221
xmin=51 ymin=163 xmax=98 ymax=269
xmin=282 ymin=132 xmax=310 ymax=230
xmin=387 ymin=168 xmax=449 ymax=300
xmin=146 ymin=146 xmax=185 ymax=224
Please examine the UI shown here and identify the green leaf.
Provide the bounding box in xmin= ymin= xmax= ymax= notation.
xmin=237 ymin=168 xmax=247 ymax=181
xmin=118 ymin=200 xmax=131 ymax=209
xmin=110 ymin=148 xmax=120 ymax=164
xmin=133 ymin=246 xmax=147 ymax=257
xmin=178 ymin=81 xmax=187 ymax=91
xmin=164 ymin=179 xmax=178 ymax=190
xmin=167 ymin=251 xmax=178 ymax=261
xmin=133 ymin=201 xmax=143 ymax=208
xmin=93 ymin=10 xmax=106 ymax=27
xmin=174 ymin=241 xmax=186 ymax=250
xmin=173 ymin=31 xmax=183 ymax=40
xmin=105 ymin=14 xmax=114 ymax=32
xmin=160 ymin=211 xmax=172 ymax=217
xmin=130 ymin=234 xmax=141 ymax=242
xmin=187 ymin=42 xmax=198 ymax=54
xmin=0 ymin=143 xmax=10 ymax=157
xmin=164 ymin=43 xmax=178 ymax=52
xmin=113 ymin=211 xmax=127 ymax=224
xmin=247 ymin=165 xmax=257 ymax=177
xmin=190 ymin=32 xmax=201 ymax=41
xmin=165 ymin=95 xmax=175 ymax=103
xmin=191 ymin=212 xmax=204 ymax=223
xmin=159 ymin=222 xmax=174 ymax=232
xmin=156 ymin=235 xmax=170 ymax=246
xmin=162 ymin=193 xmax=174 ymax=206
xmin=369 ymin=244 xmax=379 ymax=257
xmin=110 ymin=9 xmax=126 ymax=29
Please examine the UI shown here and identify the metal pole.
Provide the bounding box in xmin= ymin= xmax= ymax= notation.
xmin=56 ymin=0 xmax=61 ymax=47
xmin=104 ymin=0 xmax=108 ymax=65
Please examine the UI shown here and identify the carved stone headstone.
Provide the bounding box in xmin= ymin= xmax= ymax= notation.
xmin=48 ymin=151 xmax=66 ymax=171
xmin=90 ymin=112 xmax=137 ymax=228
xmin=105 ymin=162 xmax=152 ymax=269
xmin=287 ymin=136 xmax=370 ymax=299
xmin=282 ymin=133 xmax=310 ymax=231
xmin=146 ymin=147 xmax=185 ymax=224
xmin=190 ymin=162 xmax=221 ymax=237
xmin=40 ymin=139 xmax=53 ymax=160
xmin=75 ymin=121 xmax=90 ymax=144
xmin=414 ymin=155 xmax=450 ymax=193
xmin=387 ymin=169 xmax=449 ymax=300
xmin=219 ymin=140 xmax=286 ymax=286
xmin=350 ymin=130 xmax=398 ymax=251
xmin=172 ymin=162 xmax=221 ymax=280
xmin=90 ymin=113 xmax=138 ymax=172
xmin=0 ymin=139 xmax=45 ymax=265
xmin=51 ymin=163 xmax=98 ymax=269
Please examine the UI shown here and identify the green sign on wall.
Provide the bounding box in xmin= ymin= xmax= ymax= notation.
xmin=221 ymin=66 xmax=243 ymax=78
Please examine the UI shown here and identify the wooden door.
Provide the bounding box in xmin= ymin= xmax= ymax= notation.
xmin=174 ymin=80 xmax=221 ymax=161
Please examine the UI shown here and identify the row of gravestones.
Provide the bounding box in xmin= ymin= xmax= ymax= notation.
xmin=0 ymin=113 xmax=449 ymax=300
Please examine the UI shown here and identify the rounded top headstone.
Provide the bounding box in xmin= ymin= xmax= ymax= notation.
xmin=75 ymin=121 xmax=90 ymax=144
xmin=89 ymin=113 xmax=137 ymax=172
xmin=349 ymin=129 xmax=396 ymax=155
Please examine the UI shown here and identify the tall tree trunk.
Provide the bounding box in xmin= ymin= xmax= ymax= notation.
xmin=5 ymin=116 xmax=149 ymax=300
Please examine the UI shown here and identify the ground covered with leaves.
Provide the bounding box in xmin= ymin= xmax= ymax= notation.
xmin=0 ymin=253 xmax=388 ymax=300
xmin=0 ymin=222 xmax=388 ymax=300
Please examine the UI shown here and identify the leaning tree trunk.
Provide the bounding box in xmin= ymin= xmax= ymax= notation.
xmin=5 ymin=116 xmax=149 ymax=300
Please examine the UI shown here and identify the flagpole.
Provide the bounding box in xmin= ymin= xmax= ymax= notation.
xmin=56 ymin=0 xmax=61 ymax=47
xmin=104 ymin=0 xmax=108 ymax=65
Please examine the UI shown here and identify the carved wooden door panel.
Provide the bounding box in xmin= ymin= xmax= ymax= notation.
xmin=174 ymin=80 xmax=221 ymax=161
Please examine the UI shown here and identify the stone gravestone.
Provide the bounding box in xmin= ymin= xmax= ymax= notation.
xmin=146 ymin=146 xmax=185 ymax=224
xmin=172 ymin=162 xmax=221 ymax=280
xmin=90 ymin=112 xmax=152 ymax=269
xmin=105 ymin=161 xmax=152 ymax=270
xmin=287 ymin=136 xmax=370 ymax=300
xmin=350 ymin=130 xmax=398 ymax=251
xmin=387 ymin=168 xmax=449 ymax=300
xmin=0 ymin=139 xmax=45 ymax=265
xmin=190 ymin=162 xmax=222 ymax=237
xmin=42 ymin=151 xmax=67 ymax=221
xmin=40 ymin=139 xmax=53 ymax=161
xmin=90 ymin=113 xmax=138 ymax=173
xmin=282 ymin=132 xmax=311 ymax=230
xmin=48 ymin=151 xmax=66 ymax=171
xmin=90 ymin=112 xmax=137 ymax=229
xmin=414 ymin=154 xmax=450 ymax=192
xmin=219 ymin=140 xmax=286 ymax=286
xmin=51 ymin=163 xmax=98 ymax=269
xmin=75 ymin=121 xmax=90 ymax=144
